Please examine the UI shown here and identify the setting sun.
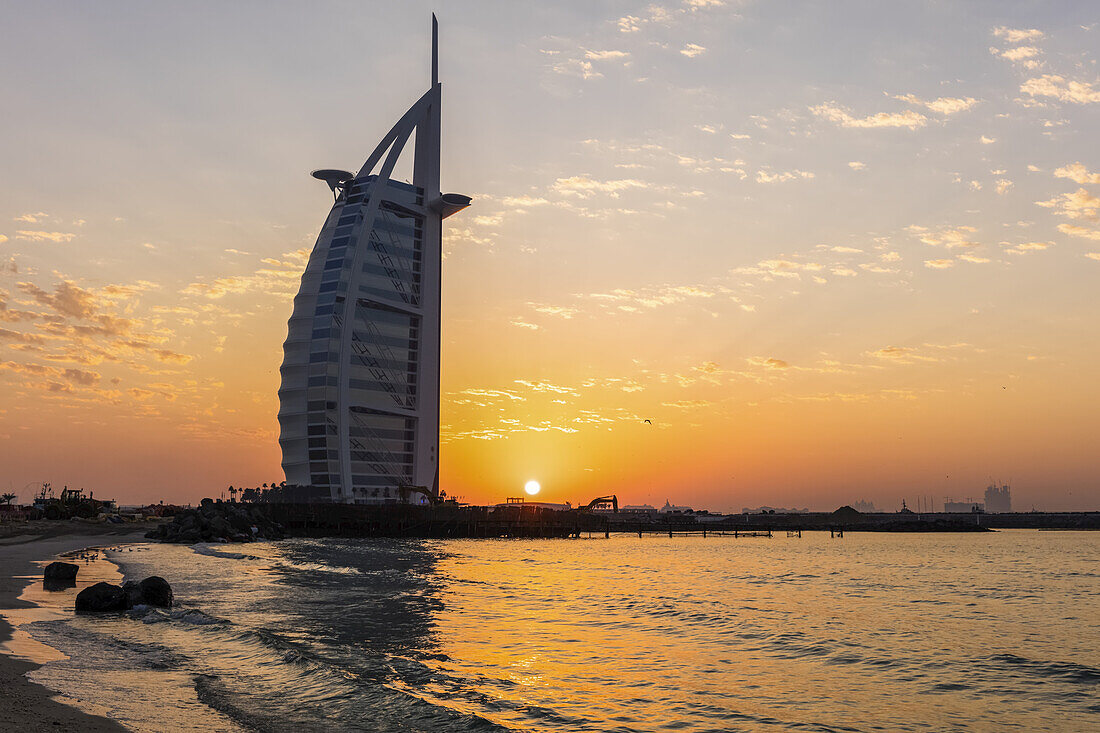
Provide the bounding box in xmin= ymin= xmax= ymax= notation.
xmin=524 ymin=480 xmax=541 ymax=496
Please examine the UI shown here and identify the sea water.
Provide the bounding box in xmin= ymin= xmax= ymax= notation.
xmin=19 ymin=530 xmax=1100 ymax=732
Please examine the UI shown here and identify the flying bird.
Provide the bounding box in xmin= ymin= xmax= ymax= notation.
xmin=644 ymin=419 xmax=652 ymax=424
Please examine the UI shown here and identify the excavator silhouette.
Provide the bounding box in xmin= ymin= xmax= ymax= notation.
xmin=576 ymin=495 xmax=618 ymax=512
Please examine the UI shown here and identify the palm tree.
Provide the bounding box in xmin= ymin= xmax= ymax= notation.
xmin=0 ymin=492 xmax=16 ymax=507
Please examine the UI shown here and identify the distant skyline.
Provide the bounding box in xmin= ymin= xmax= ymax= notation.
xmin=1 ymin=1 xmax=1098 ymax=511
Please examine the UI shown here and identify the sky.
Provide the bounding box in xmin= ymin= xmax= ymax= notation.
xmin=1 ymin=1 xmax=1098 ymax=511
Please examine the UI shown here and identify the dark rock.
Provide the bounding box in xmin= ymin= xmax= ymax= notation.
xmin=123 ymin=581 xmax=142 ymax=607
xmin=43 ymin=561 xmax=79 ymax=583
xmin=75 ymin=582 xmax=130 ymax=612
xmin=137 ymin=576 xmax=173 ymax=607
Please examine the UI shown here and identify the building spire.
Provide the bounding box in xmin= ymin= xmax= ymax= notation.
xmin=431 ymin=13 xmax=438 ymax=87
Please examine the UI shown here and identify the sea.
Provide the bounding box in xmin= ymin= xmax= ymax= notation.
xmin=11 ymin=530 xmax=1100 ymax=732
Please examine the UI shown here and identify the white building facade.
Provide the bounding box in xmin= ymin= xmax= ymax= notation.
xmin=278 ymin=18 xmax=469 ymax=503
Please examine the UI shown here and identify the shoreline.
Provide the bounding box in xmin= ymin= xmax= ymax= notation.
xmin=0 ymin=523 xmax=158 ymax=732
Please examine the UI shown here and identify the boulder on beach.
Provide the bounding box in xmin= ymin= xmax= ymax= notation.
xmin=123 ymin=577 xmax=174 ymax=608
xmin=43 ymin=561 xmax=79 ymax=590
xmin=123 ymin=581 xmax=142 ymax=607
xmin=75 ymin=582 xmax=130 ymax=612
xmin=137 ymin=576 xmax=173 ymax=607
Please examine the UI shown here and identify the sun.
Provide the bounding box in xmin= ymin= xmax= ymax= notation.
xmin=524 ymin=480 xmax=541 ymax=496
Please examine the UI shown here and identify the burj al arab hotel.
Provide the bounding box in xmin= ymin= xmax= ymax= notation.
xmin=278 ymin=16 xmax=470 ymax=504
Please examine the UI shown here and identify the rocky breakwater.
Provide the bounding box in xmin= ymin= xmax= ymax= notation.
xmin=144 ymin=498 xmax=286 ymax=544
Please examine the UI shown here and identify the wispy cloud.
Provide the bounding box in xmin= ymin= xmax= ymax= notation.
xmin=894 ymin=93 xmax=980 ymax=115
xmin=1054 ymin=163 xmax=1100 ymax=184
xmin=552 ymin=175 xmax=651 ymax=198
xmin=1020 ymin=75 xmax=1100 ymax=104
xmin=755 ymin=169 xmax=814 ymax=183
xmin=15 ymin=230 xmax=76 ymax=243
xmin=810 ymin=103 xmax=927 ymax=129
xmin=993 ymin=27 xmax=1044 ymax=43
xmin=908 ymin=225 xmax=980 ymax=248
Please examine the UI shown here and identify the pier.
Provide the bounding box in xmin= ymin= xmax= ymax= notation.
xmin=144 ymin=499 xmax=1100 ymax=545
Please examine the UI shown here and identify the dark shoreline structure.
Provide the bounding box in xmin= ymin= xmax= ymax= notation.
xmin=145 ymin=500 xmax=1100 ymax=543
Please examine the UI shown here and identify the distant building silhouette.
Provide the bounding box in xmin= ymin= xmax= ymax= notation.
xmin=944 ymin=499 xmax=984 ymax=513
xmin=984 ymin=483 xmax=1012 ymax=513
xmin=853 ymin=499 xmax=878 ymax=513
xmin=278 ymin=17 xmax=470 ymax=504
xmin=659 ymin=500 xmax=694 ymax=515
xmin=741 ymin=506 xmax=810 ymax=514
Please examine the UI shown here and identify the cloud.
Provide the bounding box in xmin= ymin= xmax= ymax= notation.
xmin=909 ymin=225 xmax=980 ymax=248
xmin=14 ymin=212 xmax=48 ymax=223
xmin=748 ymin=356 xmax=789 ymax=370
xmin=755 ymin=169 xmax=814 ymax=183
xmin=514 ymin=379 xmax=579 ymax=396
xmin=1058 ymin=223 xmax=1100 ymax=240
xmin=181 ymin=249 xmax=307 ymax=298
xmin=585 ymin=49 xmax=629 ymax=61
xmin=0 ymin=360 xmax=100 ymax=386
xmin=810 ymin=103 xmax=927 ymax=129
xmin=471 ymin=214 xmax=503 ymax=226
xmin=924 ymin=259 xmax=956 ymax=269
xmin=1054 ymin=163 xmax=1100 ymax=184
xmin=15 ymin=230 xmax=76 ymax=243
xmin=867 ymin=346 xmax=942 ymax=364
xmin=894 ymin=94 xmax=979 ymax=115
xmin=1037 ymin=188 xmax=1100 ymax=221
xmin=618 ymin=15 xmax=641 ymax=33
xmin=529 ymin=303 xmax=578 ymax=319
xmin=993 ymin=27 xmax=1044 ymax=43
xmin=510 ymin=320 xmax=539 ymax=330
xmin=501 ymin=195 xmax=550 ymax=208
xmin=552 ymin=59 xmax=602 ymax=80
xmin=662 ymin=399 xmax=711 ymax=409
xmin=1005 ymin=241 xmax=1053 ymax=254
xmin=0 ymin=327 xmax=47 ymax=344
xmin=980 ymin=135 xmax=996 ymax=144
xmin=1020 ymin=75 xmax=1100 ymax=104
xmin=18 ymin=280 xmax=98 ymax=319
xmin=996 ymin=179 xmax=1014 ymax=195
xmin=848 ymin=161 xmax=866 ymax=170
xmin=734 ymin=258 xmax=824 ymax=278
xmin=998 ymin=46 xmax=1040 ymax=61
xmin=1085 ymin=253 xmax=1100 ymax=260
xmin=552 ymin=176 xmax=649 ymax=198
xmin=680 ymin=43 xmax=707 ymax=58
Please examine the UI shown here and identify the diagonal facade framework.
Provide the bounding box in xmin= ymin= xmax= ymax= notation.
xmin=278 ymin=16 xmax=470 ymax=504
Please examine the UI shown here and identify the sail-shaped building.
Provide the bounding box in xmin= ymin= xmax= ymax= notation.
xmin=278 ymin=17 xmax=469 ymax=504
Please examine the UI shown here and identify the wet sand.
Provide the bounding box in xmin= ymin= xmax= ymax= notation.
xmin=0 ymin=522 xmax=160 ymax=732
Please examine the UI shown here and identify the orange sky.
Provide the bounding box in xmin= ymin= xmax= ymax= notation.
xmin=1 ymin=3 xmax=1098 ymax=511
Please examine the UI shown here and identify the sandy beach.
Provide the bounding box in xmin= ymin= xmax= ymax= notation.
xmin=0 ymin=521 xmax=161 ymax=732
